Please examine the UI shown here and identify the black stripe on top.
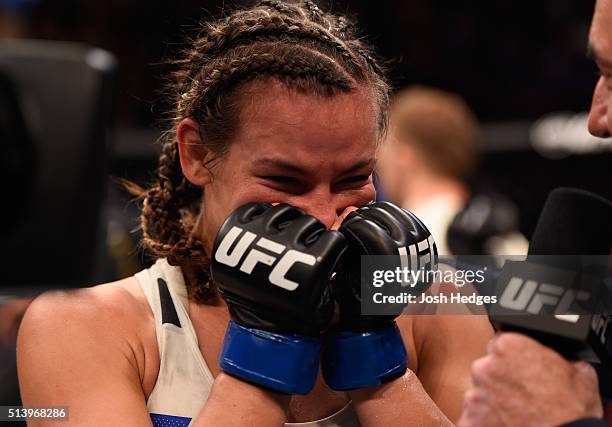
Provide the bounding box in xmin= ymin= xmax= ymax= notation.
xmin=157 ymin=278 xmax=181 ymax=327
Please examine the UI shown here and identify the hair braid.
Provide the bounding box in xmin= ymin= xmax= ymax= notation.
xmin=257 ymin=0 xmax=299 ymax=16
xmin=140 ymin=131 xmax=213 ymax=299
xmin=302 ymin=1 xmax=323 ymax=21
xmin=181 ymin=49 xmax=354 ymax=119
xmin=177 ymin=12 xmax=367 ymax=81
xmin=334 ymin=16 xmax=352 ymax=34
xmin=142 ymin=138 xmax=205 ymax=247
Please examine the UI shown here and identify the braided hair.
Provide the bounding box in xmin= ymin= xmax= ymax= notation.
xmin=137 ymin=0 xmax=390 ymax=303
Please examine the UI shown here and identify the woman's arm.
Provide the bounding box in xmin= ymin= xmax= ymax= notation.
xmin=17 ymin=288 xmax=153 ymax=426
xmin=412 ymin=315 xmax=494 ymax=421
xmin=348 ymin=315 xmax=493 ymax=426
xmin=193 ymin=373 xmax=288 ymax=426
xmin=18 ymin=286 xmax=289 ymax=427
xmin=349 ymin=369 xmax=453 ymax=426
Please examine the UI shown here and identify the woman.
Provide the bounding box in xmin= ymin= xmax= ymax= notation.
xmin=17 ymin=1 xmax=493 ymax=425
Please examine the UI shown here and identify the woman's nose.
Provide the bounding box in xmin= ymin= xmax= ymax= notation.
xmin=288 ymin=192 xmax=344 ymax=229
xmin=301 ymin=203 xmax=341 ymax=229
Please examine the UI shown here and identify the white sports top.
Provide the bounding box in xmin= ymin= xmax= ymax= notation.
xmin=135 ymin=258 xmax=361 ymax=427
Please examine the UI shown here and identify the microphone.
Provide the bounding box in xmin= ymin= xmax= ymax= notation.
xmin=529 ymin=188 xmax=612 ymax=256
xmin=489 ymin=188 xmax=612 ymax=377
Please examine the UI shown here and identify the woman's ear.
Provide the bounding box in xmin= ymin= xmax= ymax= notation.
xmin=176 ymin=118 xmax=214 ymax=186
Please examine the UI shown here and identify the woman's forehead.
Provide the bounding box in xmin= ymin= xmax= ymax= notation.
xmin=249 ymin=155 xmax=377 ymax=177
xmin=232 ymin=80 xmax=378 ymax=154
xmin=239 ymin=79 xmax=377 ymax=126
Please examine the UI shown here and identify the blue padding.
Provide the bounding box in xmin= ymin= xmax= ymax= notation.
xmin=220 ymin=320 xmax=321 ymax=395
xmin=150 ymin=413 xmax=191 ymax=427
xmin=322 ymin=323 xmax=408 ymax=391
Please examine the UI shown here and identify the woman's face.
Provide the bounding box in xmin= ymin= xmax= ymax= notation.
xmin=182 ymin=80 xmax=379 ymax=249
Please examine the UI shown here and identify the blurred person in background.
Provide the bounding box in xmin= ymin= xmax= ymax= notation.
xmin=377 ymin=85 xmax=528 ymax=255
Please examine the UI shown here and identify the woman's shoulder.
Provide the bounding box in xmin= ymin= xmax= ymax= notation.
xmin=18 ymin=276 xmax=159 ymax=393
xmin=17 ymin=277 xmax=162 ymax=422
xmin=23 ymin=276 xmax=152 ymax=331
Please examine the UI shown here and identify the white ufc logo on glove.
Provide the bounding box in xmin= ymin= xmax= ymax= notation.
xmin=215 ymin=226 xmax=316 ymax=291
xmin=397 ymin=235 xmax=437 ymax=270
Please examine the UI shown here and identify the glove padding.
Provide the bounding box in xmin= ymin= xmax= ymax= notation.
xmin=211 ymin=202 xmax=346 ymax=394
xmin=323 ymin=201 xmax=438 ymax=390
xmin=336 ymin=201 xmax=438 ymax=330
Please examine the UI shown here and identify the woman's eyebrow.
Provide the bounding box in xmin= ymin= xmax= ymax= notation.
xmin=341 ymin=159 xmax=377 ymax=175
xmin=252 ymin=157 xmax=308 ymax=175
xmin=252 ymin=157 xmax=376 ymax=175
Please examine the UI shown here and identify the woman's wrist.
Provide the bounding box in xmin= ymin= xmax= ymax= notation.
xmin=214 ymin=372 xmax=291 ymax=415
xmin=346 ymin=368 xmax=417 ymax=404
xmin=193 ymin=373 xmax=290 ymax=426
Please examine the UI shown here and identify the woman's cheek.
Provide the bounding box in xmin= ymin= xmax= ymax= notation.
xmin=348 ymin=183 xmax=376 ymax=208
xmin=227 ymin=185 xmax=286 ymax=211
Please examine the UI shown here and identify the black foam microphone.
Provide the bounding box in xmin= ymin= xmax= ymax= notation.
xmin=529 ymin=188 xmax=612 ymax=256
xmin=490 ymin=188 xmax=612 ymax=371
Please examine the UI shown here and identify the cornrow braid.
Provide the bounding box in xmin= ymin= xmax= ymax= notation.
xmin=140 ymin=0 xmax=389 ymax=303
xmin=182 ymin=48 xmax=355 ymax=119
xmin=257 ymin=0 xmax=300 ymax=16
xmin=302 ymin=1 xmax=323 ymax=20
xmin=176 ymin=10 xmax=367 ymax=82
xmin=346 ymin=39 xmax=386 ymax=77
xmin=335 ymin=16 xmax=351 ymax=34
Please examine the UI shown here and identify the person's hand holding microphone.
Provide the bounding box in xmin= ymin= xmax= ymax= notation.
xmin=459 ymin=188 xmax=612 ymax=427
xmin=459 ymin=332 xmax=603 ymax=427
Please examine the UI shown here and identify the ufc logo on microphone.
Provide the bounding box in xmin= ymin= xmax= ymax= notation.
xmin=214 ymin=226 xmax=315 ymax=291
xmin=498 ymin=277 xmax=591 ymax=322
xmin=591 ymin=314 xmax=611 ymax=345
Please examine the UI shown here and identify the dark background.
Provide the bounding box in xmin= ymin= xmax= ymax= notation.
xmin=8 ymin=0 xmax=599 ymax=124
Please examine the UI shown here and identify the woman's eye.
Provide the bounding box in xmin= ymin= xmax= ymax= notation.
xmin=340 ymin=175 xmax=371 ymax=186
xmin=262 ymin=176 xmax=302 ymax=187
